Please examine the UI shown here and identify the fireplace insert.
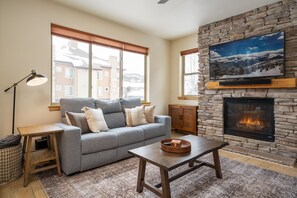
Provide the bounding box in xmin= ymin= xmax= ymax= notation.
xmin=224 ymin=98 xmax=275 ymax=142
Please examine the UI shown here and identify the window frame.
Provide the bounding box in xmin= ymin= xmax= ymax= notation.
xmin=181 ymin=48 xmax=199 ymax=98
xmin=50 ymin=24 xmax=148 ymax=104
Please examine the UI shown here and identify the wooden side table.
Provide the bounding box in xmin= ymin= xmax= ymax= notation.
xmin=17 ymin=124 xmax=63 ymax=187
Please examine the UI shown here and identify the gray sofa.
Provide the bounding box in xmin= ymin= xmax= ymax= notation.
xmin=56 ymin=98 xmax=171 ymax=175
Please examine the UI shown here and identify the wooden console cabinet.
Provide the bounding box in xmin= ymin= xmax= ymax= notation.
xmin=168 ymin=104 xmax=198 ymax=135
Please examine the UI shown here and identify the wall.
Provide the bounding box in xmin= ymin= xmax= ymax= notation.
xmin=169 ymin=33 xmax=198 ymax=106
xmin=198 ymin=0 xmax=297 ymax=165
xmin=0 ymin=0 xmax=170 ymax=137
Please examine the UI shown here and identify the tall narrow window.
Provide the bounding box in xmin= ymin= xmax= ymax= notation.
xmin=52 ymin=35 xmax=89 ymax=103
xmin=92 ymin=45 xmax=120 ymax=99
xmin=123 ymin=51 xmax=146 ymax=100
xmin=51 ymin=24 xmax=148 ymax=104
xmin=181 ymin=48 xmax=199 ymax=96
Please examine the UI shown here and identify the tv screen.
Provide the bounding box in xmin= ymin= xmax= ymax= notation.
xmin=209 ymin=31 xmax=285 ymax=80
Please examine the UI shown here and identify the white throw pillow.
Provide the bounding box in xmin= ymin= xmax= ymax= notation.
xmin=124 ymin=106 xmax=148 ymax=127
xmin=144 ymin=106 xmax=155 ymax=123
xmin=81 ymin=107 xmax=109 ymax=132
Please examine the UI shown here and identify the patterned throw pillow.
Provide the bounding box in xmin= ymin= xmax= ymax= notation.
xmin=124 ymin=106 xmax=148 ymax=127
xmin=81 ymin=107 xmax=109 ymax=132
xmin=144 ymin=106 xmax=155 ymax=123
xmin=65 ymin=112 xmax=91 ymax=134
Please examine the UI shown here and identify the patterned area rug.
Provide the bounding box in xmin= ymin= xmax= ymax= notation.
xmin=38 ymin=154 xmax=297 ymax=198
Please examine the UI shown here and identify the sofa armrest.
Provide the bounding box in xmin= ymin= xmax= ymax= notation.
xmin=55 ymin=123 xmax=81 ymax=175
xmin=154 ymin=115 xmax=171 ymax=138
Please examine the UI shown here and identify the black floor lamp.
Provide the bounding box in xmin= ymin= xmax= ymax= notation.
xmin=4 ymin=70 xmax=48 ymax=134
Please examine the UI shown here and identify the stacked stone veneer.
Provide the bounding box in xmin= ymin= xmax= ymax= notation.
xmin=198 ymin=0 xmax=297 ymax=164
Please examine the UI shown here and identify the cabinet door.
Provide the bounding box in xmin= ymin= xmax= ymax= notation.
xmin=181 ymin=106 xmax=197 ymax=134
xmin=169 ymin=106 xmax=182 ymax=130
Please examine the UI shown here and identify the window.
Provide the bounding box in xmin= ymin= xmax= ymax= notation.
xmin=123 ymin=51 xmax=146 ymax=100
xmin=97 ymin=87 xmax=102 ymax=96
xmin=97 ymin=71 xmax=103 ymax=80
xmin=52 ymin=36 xmax=89 ymax=103
xmin=55 ymin=85 xmax=62 ymax=91
xmin=91 ymin=44 xmax=120 ymax=99
xmin=56 ymin=66 xmax=62 ymax=72
xmin=51 ymin=24 xmax=148 ymax=104
xmin=65 ymin=68 xmax=74 ymax=78
xmin=64 ymin=86 xmax=74 ymax=97
xmin=181 ymin=48 xmax=199 ymax=96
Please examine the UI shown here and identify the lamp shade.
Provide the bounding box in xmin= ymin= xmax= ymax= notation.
xmin=26 ymin=73 xmax=48 ymax=86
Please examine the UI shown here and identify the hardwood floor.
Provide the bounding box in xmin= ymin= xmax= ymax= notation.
xmin=0 ymin=174 xmax=46 ymax=198
xmin=1 ymin=131 xmax=296 ymax=198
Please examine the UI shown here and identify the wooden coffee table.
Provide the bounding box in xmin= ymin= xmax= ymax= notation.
xmin=128 ymin=135 xmax=229 ymax=198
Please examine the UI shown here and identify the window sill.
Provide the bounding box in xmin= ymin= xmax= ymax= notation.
xmin=48 ymin=105 xmax=61 ymax=111
xmin=178 ymin=96 xmax=198 ymax=101
xmin=48 ymin=101 xmax=151 ymax=111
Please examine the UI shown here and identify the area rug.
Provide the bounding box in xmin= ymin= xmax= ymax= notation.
xmin=38 ymin=154 xmax=297 ymax=198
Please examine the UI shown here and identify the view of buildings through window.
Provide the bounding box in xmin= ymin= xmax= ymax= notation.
xmin=52 ymin=35 xmax=146 ymax=103
xmin=182 ymin=49 xmax=199 ymax=96
xmin=123 ymin=51 xmax=145 ymax=99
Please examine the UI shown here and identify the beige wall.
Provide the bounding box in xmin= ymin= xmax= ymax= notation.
xmin=169 ymin=33 xmax=198 ymax=106
xmin=0 ymin=0 xmax=171 ymax=136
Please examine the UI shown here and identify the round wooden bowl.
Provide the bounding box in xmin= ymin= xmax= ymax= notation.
xmin=160 ymin=138 xmax=191 ymax=154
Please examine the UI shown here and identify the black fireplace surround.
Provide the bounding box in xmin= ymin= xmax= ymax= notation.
xmin=224 ymin=98 xmax=275 ymax=142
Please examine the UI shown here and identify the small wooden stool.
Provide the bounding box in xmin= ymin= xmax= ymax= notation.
xmin=17 ymin=124 xmax=63 ymax=187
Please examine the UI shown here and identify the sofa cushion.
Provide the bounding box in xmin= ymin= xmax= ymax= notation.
xmin=104 ymin=112 xmax=126 ymax=129
xmin=144 ymin=106 xmax=155 ymax=123
xmin=81 ymin=107 xmax=109 ymax=132
xmin=109 ymin=127 xmax=144 ymax=147
xmin=120 ymin=98 xmax=141 ymax=109
xmin=95 ymin=99 xmax=126 ymax=129
xmin=65 ymin=112 xmax=90 ymax=134
xmin=95 ymin=99 xmax=122 ymax=114
xmin=135 ymin=123 xmax=166 ymax=139
xmin=124 ymin=106 xmax=148 ymax=127
xmin=81 ymin=132 xmax=118 ymax=154
xmin=60 ymin=98 xmax=95 ymax=123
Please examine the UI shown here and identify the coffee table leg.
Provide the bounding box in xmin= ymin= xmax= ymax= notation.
xmin=213 ymin=150 xmax=222 ymax=179
xmin=160 ymin=167 xmax=171 ymax=198
xmin=137 ymin=159 xmax=146 ymax=193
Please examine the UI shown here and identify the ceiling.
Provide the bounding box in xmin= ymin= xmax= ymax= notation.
xmin=51 ymin=0 xmax=280 ymax=40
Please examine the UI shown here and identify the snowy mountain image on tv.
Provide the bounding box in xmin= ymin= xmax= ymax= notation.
xmin=209 ymin=32 xmax=284 ymax=80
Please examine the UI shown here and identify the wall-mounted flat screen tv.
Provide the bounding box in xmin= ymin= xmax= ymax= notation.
xmin=209 ymin=31 xmax=285 ymax=80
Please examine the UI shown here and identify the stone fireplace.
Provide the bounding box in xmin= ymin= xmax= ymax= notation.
xmin=197 ymin=0 xmax=297 ymax=165
xmin=224 ymin=98 xmax=274 ymax=142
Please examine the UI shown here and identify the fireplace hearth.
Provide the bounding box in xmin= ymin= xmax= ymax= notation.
xmin=224 ymin=98 xmax=275 ymax=142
